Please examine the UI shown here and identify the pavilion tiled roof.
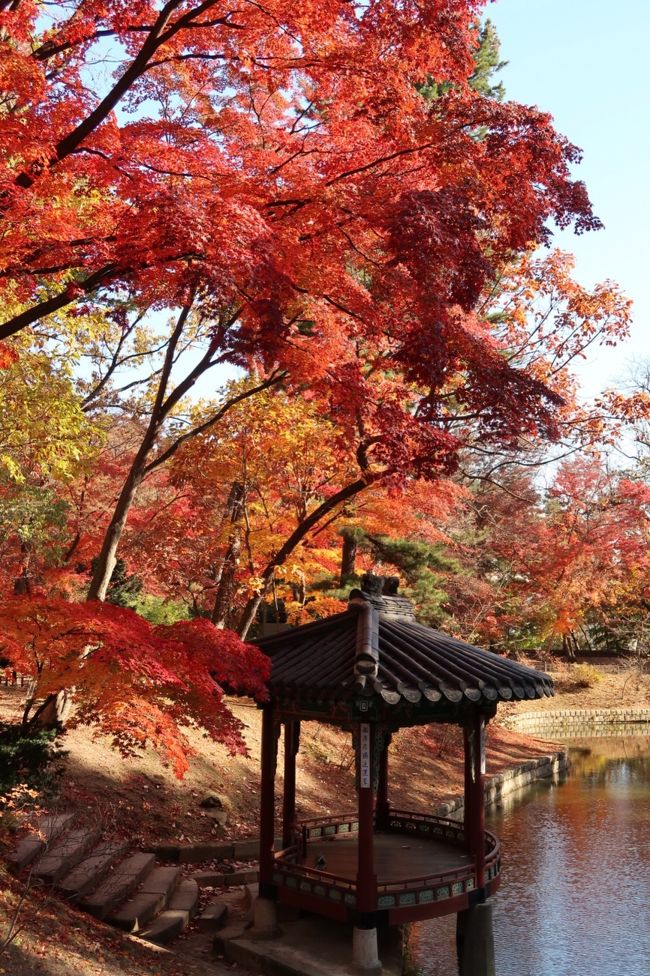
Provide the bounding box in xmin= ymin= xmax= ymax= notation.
xmin=256 ymin=586 xmax=554 ymax=706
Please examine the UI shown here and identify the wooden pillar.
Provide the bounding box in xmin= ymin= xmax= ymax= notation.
xmin=457 ymin=715 xmax=493 ymax=975
xmin=259 ymin=705 xmax=279 ymax=894
xmin=375 ymin=732 xmax=391 ymax=830
xmin=281 ymin=719 xmax=300 ymax=849
xmin=354 ymin=722 xmax=380 ymax=973
xmin=464 ymin=712 xmax=486 ymax=890
xmin=356 ymin=723 xmax=378 ymax=911
xmin=463 ymin=723 xmax=475 ymax=854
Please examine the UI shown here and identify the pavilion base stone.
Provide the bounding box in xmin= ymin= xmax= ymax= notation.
xmin=252 ymin=895 xmax=279 ymax=937
xmin=216 ymin=914 xmax=402 ymax=976
xmin=352 ymin=926 xmax=381 ymax=974
xmin=456 ymin=899 xmax=496 ymax=976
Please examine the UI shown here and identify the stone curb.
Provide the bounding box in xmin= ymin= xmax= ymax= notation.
xmin=433 ymin=750 xmax=569 ymax=819
xmin=146 ymin=837 xmax=281 ymax=864
xmin=504 ymin=707 xmax=650 ymax=736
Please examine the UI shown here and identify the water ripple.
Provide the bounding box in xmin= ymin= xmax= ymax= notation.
xmin=413 ymin=740 xmax=650 ymax=976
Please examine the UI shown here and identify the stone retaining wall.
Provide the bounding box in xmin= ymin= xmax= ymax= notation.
xmin=435 ymin=750 xmax=569 ymax=820
xmin=504 ymin=707 xmax=650 ymax=737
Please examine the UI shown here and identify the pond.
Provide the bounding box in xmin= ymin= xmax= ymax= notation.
xmin=410 ymin=736 xmax=650 ymax=976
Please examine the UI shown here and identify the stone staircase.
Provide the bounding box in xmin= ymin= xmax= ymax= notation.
xmin=8 ymin=812 xmax=259 ymax=947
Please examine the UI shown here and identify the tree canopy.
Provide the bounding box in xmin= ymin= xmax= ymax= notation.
xmin=0 ymin=2 xmax=646 ymax=779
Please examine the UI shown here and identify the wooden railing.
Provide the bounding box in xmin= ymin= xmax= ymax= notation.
xmin=273 ymin=810 xmax=501 ymax=913
xmin=273 ymin=841 xmax=358 ymax=908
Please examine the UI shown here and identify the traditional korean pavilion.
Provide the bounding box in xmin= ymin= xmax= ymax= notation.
xmin=253 ymin=576 xmax=553 ymax=973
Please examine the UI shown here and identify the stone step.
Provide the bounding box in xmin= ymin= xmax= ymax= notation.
xmin=32 ymin=826 xmax=103 ymax=884
xmin=139 ymin=879 xmax=200 ymax=945
xmin=107 ymin=865 xmax=182 ymax=932
xmin=57 ymin=841 xmax=130 ymax=900
xmin=145 ymin=837 xmax=275 ymax=863
xmin=213 ymin=920 xmax=250 ymax=955
xmin=81 ymin=852 xmax=156 ymax=919
xmin=9 ymin=813 xmax=75 ymax=872
xmin=108 ymin=889 xmax=168 ymax=933
xmin=191 ymin=867 xmax=259 ymax=888
xmin=139 ymin=909 xmax=189 ymax=945
xmin=195 ymin=896 xmax=228 ymax=932
xmin=168 ymin=877 xmax=200 ymax=916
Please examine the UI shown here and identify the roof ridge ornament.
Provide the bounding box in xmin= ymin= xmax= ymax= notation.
xmin=349 ymin=574 xmax=417 ymax=622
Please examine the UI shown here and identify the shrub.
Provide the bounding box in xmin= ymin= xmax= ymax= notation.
xmin=572 ymin=663 xmax=603 ymax=689
xmin=0 ymin=723 xmax=65 ymax=797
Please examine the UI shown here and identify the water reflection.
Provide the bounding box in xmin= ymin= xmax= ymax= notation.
xmin=411 ymin=737 xmax=650 ymax=976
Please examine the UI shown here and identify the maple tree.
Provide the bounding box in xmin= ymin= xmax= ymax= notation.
xmin=0 ymin=597 xmax=270 ymax=777
xmin=0 ymin=4 xmax=645 ymax=803
xmin=442 ymin=249 xmax=632 ymax=486
xmin=517 ymin=459 xmax=650 ymax=656
xmin=84 ymin=299 xmax=286 ymax=601
xmin=156 ymin=383 xmax=357 ymax=627
xmin=1 ymin=2 xmax=617 ymax=615
xmin=436 ymin=459 xmax=650 ymax=655
xmin=0 ymin=317 xmax=102 ymax=595
xmin=149 ymin=380 xmax=470 ymax=633
xmin=0 ymin=1 xmax=599 ymax=346
xmin=0 ymin=332 xmax=95 ymax=485
xmin=109 ymin=242 xmax=634 ymax=634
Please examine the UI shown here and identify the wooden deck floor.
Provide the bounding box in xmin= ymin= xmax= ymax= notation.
xmin=302 ymin=832 xmax=472 ymax=883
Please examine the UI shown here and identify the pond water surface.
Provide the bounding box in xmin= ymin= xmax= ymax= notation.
xmin=410 ymin=737 xmax=650 ymax=976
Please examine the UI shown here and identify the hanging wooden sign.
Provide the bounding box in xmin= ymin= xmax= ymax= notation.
xmin=360 ymin=723 xmax=371 ymax=789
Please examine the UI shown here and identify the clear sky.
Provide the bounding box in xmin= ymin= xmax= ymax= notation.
xmin=489 ymin=0 xmax=650 ymax=399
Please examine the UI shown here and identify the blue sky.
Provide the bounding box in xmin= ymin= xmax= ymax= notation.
xmin=489 ymin=0 xmax=650 ymax=398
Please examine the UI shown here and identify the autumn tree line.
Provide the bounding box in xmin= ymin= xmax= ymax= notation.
xmin=0 ymin=2 xmax=647 ymax=775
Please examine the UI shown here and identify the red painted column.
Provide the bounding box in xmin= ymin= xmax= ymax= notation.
xmin=463 ymin=722 xmax=475 ymax=855
xmin=281 ymin=719 xmax=301 ymax=849
xmin=375 ymin=732 xmax=391 ymax=830
xmin=356 ymin=722 xmax=378 ymax=913
xmin=472 ymin=712 xmax=487 ymax=891
xmin=259 ymin=705 xmax=279 ymax=893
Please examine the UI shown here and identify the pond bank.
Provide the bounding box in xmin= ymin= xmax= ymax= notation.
xmin=431 ymin=749 xmax=569 ymax=822
xmin=504 ymin=705 xmax=650 ymax=737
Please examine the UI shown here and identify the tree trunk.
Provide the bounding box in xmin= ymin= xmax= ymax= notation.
xmin=340 ymin=530 xmax=358 ymax=585
xmin=33 ymin=690 xmax=74 ymax=729
xmin=63 ymin=530 xmax=81 ymax=565
xmin=291 ymin=578 xmax=306 ymax=605
xmin=211 ymin=535 xmax=242 ymax=627
xmin=87 ymin=300 xmax=194 ymax=601
xmin=211 ymin=482 xmax=244 ymax=628
xmin=563 ymin=632 xmax=578 ymax=661
xmin=13 ymin=574 xmax=31 ymax=595
xmin=22 ymin=689 xmax=73 ymax=731
xmin=87 ymin=465 xmax=145 ymax=600
xmin=13 ymin=541 xmax=32 ymax=594
xmin=238 ymin=592 xmax=264 ymax=640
